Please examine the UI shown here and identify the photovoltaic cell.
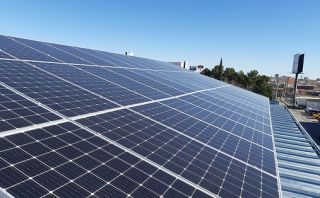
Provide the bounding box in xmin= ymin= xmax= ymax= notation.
xmin=135 ymin=70 xmax=195 ymax=92
xmin=0 ymin=35 xmax=57 ymax=62
xmin=210 ymin=86 xmax=270 ymax=116
xmin=0 ymin=59 xmax=118 ymax=117
xmin=33 ymin=62 xmax=150 ymax=105
xmin=0 ymin=85 xmax=61 ymax=133
xmin=183 ymin=93 xmax=271 ymax=131
xmin=47 ymin=43 xmax=115 ymax=66
xmin=161 ymin=97 xmax=273 ymax=148
xmin=83 ymin=48 xmax=183 ymax=71
xmin=0 ymin=50 xmax=12 ymax=59
xmin=77 ymin=109 xmax=279 ymax=197
xmin=78 ymin=49 xmax=147 ymax=69
xmin=0 ymin=122 xmax=205 ymax=198
xmin=80 ymin=66 xmax=172 ymax=100
xmin=107 ymin=67 xmax=186 ymax=96
xmin=132 ymin=102 xmax=276 ymax=176
xmin=12 ymin=37 xmax=93 ymax=65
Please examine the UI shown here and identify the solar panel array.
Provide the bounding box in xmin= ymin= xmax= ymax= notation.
xmin=0 ymin=35 xmax=280 ymax=198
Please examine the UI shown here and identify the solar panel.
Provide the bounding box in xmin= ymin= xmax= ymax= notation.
xmin=47 ymin=42 xmax=115 ymax=66
xmin=0 ymin=84 xmax=61 ymax=133
xmin=13 ymin=36 xmax=93 ymax=65
xmin=0 ymin=59 xmax=118 ymax=117
xmin=0 ymin=34 xmax=280 ymax=197
xmin=32 ymin=62 xmax=150 ymax=105
xmin=0 ymin=35 xmax=57 ymax=62
xmin=0 ymin=50 xmax=12 ymax=59
xmin=0 ymin=122 xmax=209 ymax=198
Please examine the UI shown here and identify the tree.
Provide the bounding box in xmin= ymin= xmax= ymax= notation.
xmin=218 ymin=58 xmax=224 ymax=80
xmin=200 ymin=65 xmax=272 ymax=98
xmin=236 ymin=70 xmax=248 ymax=88
xmin=211 ymin=65 xmax=222 ymax=79
xmin=252 ymin=75 xmax=272 ymax=98
xmin=223 ymin=67 xmax=237 ymax=83
xmin=247 ymin=70 xmax=259 ymax=89
xmin=200 ymin=68 xmax=211 ymax=77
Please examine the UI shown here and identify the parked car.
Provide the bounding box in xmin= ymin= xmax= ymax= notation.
xmin=305 ymin=107 xmax=320 ymax=115
xmin=312 ymin=113 xmax=320 ymax=120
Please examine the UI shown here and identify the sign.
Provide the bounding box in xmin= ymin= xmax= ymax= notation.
xmin=292 ymin=53 xmax=304 ymax=74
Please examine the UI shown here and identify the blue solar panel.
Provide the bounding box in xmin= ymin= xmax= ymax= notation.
xmin=75 ymin=108 xmax=278 ymax=197
xmin=0 ymin=59 xmax=118 ymax=117
xmin=106 ymin=67 xmax=187 ymax=96
xmin=32 ymin=62 xmax=150 ymax=105
xmin=131 ymin=103 xmax=276 ymax=175
xmin=13 ymin=37 xmax=93 ymax=65
xmin=0 ymin=50 xmax=12 ymax=59
xmin=0 ymin=35 xmax=57 ymax=62
xmin=0 ymin=122 xmax=207 ymax=198
xmin=0 ymin=84 xmax=61 ymax=133
xmin=80 ymin=48 xmax=183 ymax=71
xmin=79 ymin=66 xmax=172 ymax=100
xmin=0 ymin=35 xmax=280 ymax=197
xmin=47 ymin=43 xmax=115 ymax=66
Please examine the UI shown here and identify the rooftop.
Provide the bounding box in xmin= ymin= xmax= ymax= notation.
xmin=270 ymin=103 xmax=320 ymax=197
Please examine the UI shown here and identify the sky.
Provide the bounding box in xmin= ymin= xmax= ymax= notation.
xmin=1 ymin=0 xmax=319 ymax=79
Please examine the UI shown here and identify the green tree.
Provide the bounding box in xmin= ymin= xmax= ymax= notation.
xmin=200 ymin=65 xmax=272 ymax=98
xmin=200 ymin=68 xmax=212 ymax=77
xmin=218 ymin=58 xmax=224 ymax=80
xmin=223 ymin=67 xmax=237 ymax=83
xmin=211 ymin=65 xmax=223 ymax=79
xmin=236 ymin=70 xmax=248 ymax=88
xmin=247 ymin=70 xmax=259 ymax=89
xmin=252 ymin=75 xmax=272 ymax=98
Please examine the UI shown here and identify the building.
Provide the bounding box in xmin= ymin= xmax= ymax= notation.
xmin=168 ymin=61 xmax=205 ymax=73
xmin=271 ymin=75 xmax=320 ymax=101
xmin=189 ymin=65 xmax=205 ymax=73
xmin=168 ymin=61 xmax=188 ymax=69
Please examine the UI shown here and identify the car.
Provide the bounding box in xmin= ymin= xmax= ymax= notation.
xmin=305 ymin=107 xmax=320 ymax=115
xmin=313 ymin=113 xmax=320 ymax=120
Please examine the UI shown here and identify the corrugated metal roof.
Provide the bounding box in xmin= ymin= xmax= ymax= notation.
xmin=270 ymin=103 xmax=320 ymax=198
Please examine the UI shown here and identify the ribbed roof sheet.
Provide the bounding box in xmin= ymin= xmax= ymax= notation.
xmin=270 ymin=103 xmax=320 ymax=197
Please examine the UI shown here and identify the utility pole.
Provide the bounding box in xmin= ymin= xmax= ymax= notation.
xmin=283 ymin=77 xmax=289 ymax=99
xmin=293 ymin=73 xmax=299 ymax=105
xmin=292 ymin=53 xmax=304 ymax=107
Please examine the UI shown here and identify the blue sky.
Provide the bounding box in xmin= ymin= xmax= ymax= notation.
xmin=1 ymin=0 xmax=319 ymax=79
